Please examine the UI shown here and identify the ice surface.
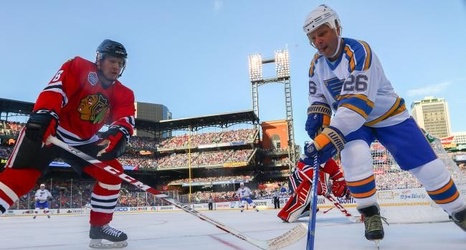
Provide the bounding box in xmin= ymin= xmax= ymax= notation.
xmin=1 ymin=208 xmax=465 ymax=250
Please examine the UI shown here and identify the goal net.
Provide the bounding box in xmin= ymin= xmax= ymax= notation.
xmin=372 ymin=137 xmax=466 ymax=223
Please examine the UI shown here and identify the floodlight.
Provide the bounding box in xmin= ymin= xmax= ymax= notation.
xmin=248 ymin=54 xmax=263 ymax=82
xmin=275 ymin=50 xmax=290 ymax=78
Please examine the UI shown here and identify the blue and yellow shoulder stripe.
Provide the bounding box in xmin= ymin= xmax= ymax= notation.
xmin=308 ymin=53 xmax=322 ymax=77
xmin=343 ymin=38 xmax=372 ymax=72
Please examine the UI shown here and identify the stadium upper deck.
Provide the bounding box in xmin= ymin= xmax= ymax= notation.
xmin=0 ymin=98 xmax=260 ymax=133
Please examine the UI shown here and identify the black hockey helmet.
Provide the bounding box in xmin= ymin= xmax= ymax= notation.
xmin=96 ymin=39 xmax=127 ymax=78
xmin=96 ymin=39 xmax=127 ymax=59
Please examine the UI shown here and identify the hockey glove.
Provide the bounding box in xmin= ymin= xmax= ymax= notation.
xmin=97 ymin=126 xmax=130 ymax=160
xmin=25 ymin=109 xmax=59 ymax=145
xmin=305 ymin=102 xmax=331 ymax=139
xmin=304 ymin=126 xmax=345 ymax=164
xmin=331 ymin=178 xmax=348 ymax=198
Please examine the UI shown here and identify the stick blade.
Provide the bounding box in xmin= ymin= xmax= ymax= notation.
xmin=265 ymin=223 xmax=308 ymax=250
xmin=347 ymin=215 xmax=363 ymax=223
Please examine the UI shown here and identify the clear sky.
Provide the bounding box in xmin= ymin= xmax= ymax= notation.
xmin=1 ymin=1 xmax=465 ymax=145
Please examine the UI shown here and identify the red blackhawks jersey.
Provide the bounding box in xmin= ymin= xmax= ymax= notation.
xmin=33 ymin=56 xmax=135 ymax=146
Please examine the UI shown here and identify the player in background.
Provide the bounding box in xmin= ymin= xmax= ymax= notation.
xmin=301 ymin=4 xmax=466 ymax=243
xmin=236 ymin=182 xmax=259 ymax=212
xmin=273 ymin=187 xmax=281 ymax=209
xmin=33 ymin=183 xmax=53 ymax=219
xmin=207 ymin=194 xmax=214 ymax=211
xmin=0 ymin=39 xmax=135 ymax=248
xmin=279 ymin=183 xmax=288 ymax=195
xmin=278 ymin=157 xmax=347 ymax=222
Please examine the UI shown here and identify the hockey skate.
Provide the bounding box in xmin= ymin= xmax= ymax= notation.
xmin=451 ymin=208 xmax=466 ymax=231
xmin=358 ymin=205 xmax=388 ymax=243
xmin=89 ymin=224 xmax=128 ymax=249
xmin=253 ymin=205 xmax=259 ymax=212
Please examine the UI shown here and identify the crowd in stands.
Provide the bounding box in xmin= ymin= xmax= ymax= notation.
xmin=167 ymin=175 xmax=254 ymax=186
xmin=156 ymin=129 xmax=257 ymax=150
xmin=0 ymin=121 xmax=24 ymax=137
xmin=2 ymin=121 xmax=466 ymax=210
xmin=117 ymin=129 xmax=258 ymax=170
xmin=152 ymin=149 xmax=254 ymax=170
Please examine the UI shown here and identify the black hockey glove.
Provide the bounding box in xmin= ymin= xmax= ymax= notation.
xmin=97 ymin=126 xmax=130 ymax=160
xmin=25 ymin=109 xmax=59 ymax=144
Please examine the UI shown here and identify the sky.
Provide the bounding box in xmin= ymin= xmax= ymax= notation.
xmin=1 ymin=1 xmax=466 ymax=146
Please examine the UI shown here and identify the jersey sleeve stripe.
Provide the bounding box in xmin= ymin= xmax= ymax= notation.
xmin=343 ymin=46 xmax=356 ymax=72
xmin=364 ymin=97 xmax=406 ymax=126
xmin=338 ymin=94 xmax=374 ymax=119
xmin=43 ymin=82 xmax=68 ymax=106
xmin=344 ymin=39 xmax=372 ymax=72
xmin=360 ymin=41 xmax=372 ymax=71
xmin=308 ymin=53 xmax=321 ymax=77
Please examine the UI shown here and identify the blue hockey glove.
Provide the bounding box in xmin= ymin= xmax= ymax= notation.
xmin=304 ymin=126 xmax=345 ymax=164
xmin=305 ymin=102 xmax=331 ymax=139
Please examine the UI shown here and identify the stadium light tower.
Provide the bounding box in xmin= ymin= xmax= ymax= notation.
xmin=248 ymin=48 xmax=297 ymax=167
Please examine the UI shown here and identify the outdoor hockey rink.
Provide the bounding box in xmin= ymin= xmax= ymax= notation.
xmin=2 ymin=207 xmax=465 ymax=250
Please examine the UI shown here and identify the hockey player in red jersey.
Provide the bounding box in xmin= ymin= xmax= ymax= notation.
xmin=0 ymin=39 xmax=135 ymax=248
xmin=278 ymin=156 xmax=348 ymax=222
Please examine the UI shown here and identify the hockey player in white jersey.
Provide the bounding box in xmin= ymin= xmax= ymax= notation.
xmin=33 ymin=183 xmax=52 ymax=219
xmin=236 ymin=182 xmax=259 ymax=212
xmin=302 ymin=4 xmax=466 ymax=244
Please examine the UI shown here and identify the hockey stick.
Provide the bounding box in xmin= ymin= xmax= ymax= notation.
xmin=306 ymin=156 xmax=319 ymax=250
xmin=48 ymin=136 xmax=307 ymax=250
xmin=322 ymin=206 xmax=334 ymax=214
xmin=323 ymin=193 xmax=361 ymax=223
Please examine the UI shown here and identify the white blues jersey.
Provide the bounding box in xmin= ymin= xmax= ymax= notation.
xmin=35 ymin=189 xmax=52 ymax=202
xmin=308 ymin=37 xmax=410 ymax=136
xmin=237 ymin=187 xmax=253 ymax=198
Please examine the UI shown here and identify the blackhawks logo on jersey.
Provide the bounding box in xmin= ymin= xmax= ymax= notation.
xmin=77 ymin=94 xmax=109 ymax=124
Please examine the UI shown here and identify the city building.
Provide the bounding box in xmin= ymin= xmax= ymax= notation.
xmin=411 ymin=96 xmax=451 ymax=138
xmin=134 ymin=102 xmax=171 ymax=138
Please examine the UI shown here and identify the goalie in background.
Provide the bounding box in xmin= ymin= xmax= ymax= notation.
xmin=33 ymin=183 xmax=53 ymax=219
xmin=278 ymin=156 xmax=348 ymax=222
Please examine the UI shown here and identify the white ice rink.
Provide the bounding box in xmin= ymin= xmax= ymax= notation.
xmin=2 ymin=208 xmax=466 ymax=250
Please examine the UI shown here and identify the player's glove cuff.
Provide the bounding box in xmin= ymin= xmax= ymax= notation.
xmin=25 ymin=109 xmax=59 ymax=144
xmin=304 ymin=126 xmax=345 ymax=164
xmin=313 ymin=126 xmax=345 ymax=153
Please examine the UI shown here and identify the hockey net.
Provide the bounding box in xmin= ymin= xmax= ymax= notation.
xmin=372 ymin=137 xmax=466 ymax=223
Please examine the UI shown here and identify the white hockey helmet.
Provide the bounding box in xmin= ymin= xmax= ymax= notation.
xmin=240 ymin=182 xmax=244 ymax=186
xmin=303 ymin=4 xmax=341 ymax=35
xmin=40 ymin=183 xmax=45 ymax=188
